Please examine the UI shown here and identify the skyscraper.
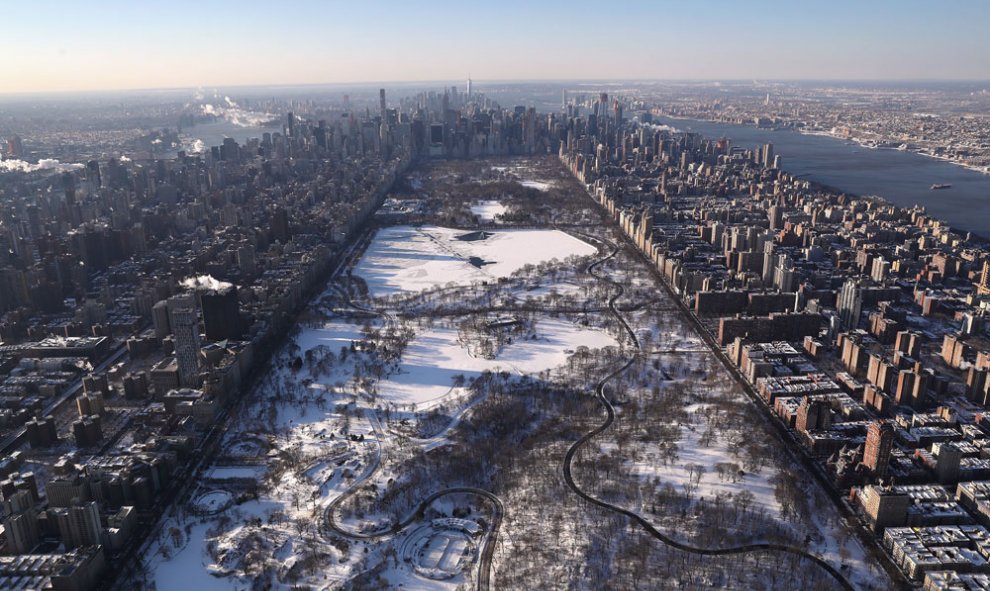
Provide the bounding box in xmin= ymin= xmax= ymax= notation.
xmin=85 ymin=160 xmax=101 ymax=189
xmin=3 ymin=491 xmax=38 ymax=555
xmin=61 ymin=171 xmax=76 ymax=212
xmin=768 ymin=204 xmax=783 ymax=230
xmin=762 ymin=241 xmax=777 ymax=285
xmin=201 ymin=286 xmax=242 ymax=342
xmin=52 ymin=501 xmax=102 ymax=549
xmin=935 ymin=442 xmax=963 ymax=484
xmin=466 ymin=76 xmax=472 ymax=99
xmin=6 ymin=135 xmax=24 ymax=158
xmin=171 ymin=307 xmax=200 ymax=387
xmin=4 ymin=512 xmax=39 ymax=554
xmin=863 ymin=420 xmax=895 ymax=480
xmin=796 ymin=396 xmax=831 ymax=432
xmin=270 ymin=206 xmax=290 ymax=243
xmin=773 ymin=254 xmax=796 ymax=292
xmin=978 ymin=260 xmax=990 ymax=296
xmin=152 ymin=300 xmax=170 ymax=341
xmin=379 ymin=88 xmax=387 ymax=121
xmin=838 ymin=279 xmax=863 ymax=330
xmin=762 ymin=143 xmax=775 ymax=168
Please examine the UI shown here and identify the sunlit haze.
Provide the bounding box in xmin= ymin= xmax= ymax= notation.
xmin=3 ymin=0 xmax=989 ymax=93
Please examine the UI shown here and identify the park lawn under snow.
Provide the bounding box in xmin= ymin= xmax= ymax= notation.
xmin=380 ymin=318 xmax=619 ymax=408
xmin=294 ymin=320 xmax=368 ymax=356
xmin=354 ymin=225 xmax=596 ymax=297
xmin=288 ymin=317 xmax=618 ymax=408
xmin=470 ymin=200 xmax=508 ymax=222
xmin=618 ymin=399 xmax=881 ymax=586
xmin=489 ymin=165 xmax=558 ymax=192
xmin=519 ymin=180 xmax=555 ymax=191
xmin=151 ymin=521 xmax=231 ymax=591
xmin=515 ymin=280 xmax=585 ymax=301
xmin=621 ymin=409 xmax=780 ymax=517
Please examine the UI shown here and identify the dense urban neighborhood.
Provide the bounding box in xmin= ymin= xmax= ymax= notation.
xmin=1 ymin=78 xmax=990 ymax=591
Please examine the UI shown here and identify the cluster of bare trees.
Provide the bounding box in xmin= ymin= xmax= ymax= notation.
xmin=561 ymin=293 xmax=830 ymax=557
xmin=337 ymin=375 xmax=557 ymax=525
xmin=393 ymin=156 xmax=600 ymax=227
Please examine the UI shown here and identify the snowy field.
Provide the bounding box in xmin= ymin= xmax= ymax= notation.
xmin=623 ymin=413 xmax=882 ymax=588
xmin=292 ymin=316 xmax=618 ymax=409
xmin=294 ymin=321 xmax=367 ymax=356
xmin=380 ymin=319 xmax=618 ymax=407
xmin=490 ymin=165 xmax=558 ymax=192
xmin=470 ymin=200 xmax=508 ymax=222
xmin=151 ymin=521 xmax=225 ymax=591
xmin=519 ymin=180 xmax=554 ymax=191
xmin=205 ymin=466 xmax=266 ymax=480
xmin=516 ymin=281 xmax=585 ymax=301
xmin=354 ymin=225 xmax=596 ymax=297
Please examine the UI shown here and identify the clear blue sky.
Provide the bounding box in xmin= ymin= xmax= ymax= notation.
xmin=2 ymin=0 xmax=987 ymax=92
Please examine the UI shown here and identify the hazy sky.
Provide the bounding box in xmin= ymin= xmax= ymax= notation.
xmin=3 ymin=0 xmax=988 ymax=93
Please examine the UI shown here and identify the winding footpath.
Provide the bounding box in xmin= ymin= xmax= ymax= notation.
xmin=321 ymin=283 xmax=504 ymax=591
xmin=563 ymin=241 xmax=856 ymax=591
xmin=324 ymin=484 xmax=504 ymax=589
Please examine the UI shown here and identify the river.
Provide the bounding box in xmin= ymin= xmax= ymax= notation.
xmin=650 ymin=115 xmax=990 ymax=235
xmin=177 ymin=120 xmax=279 ymax=155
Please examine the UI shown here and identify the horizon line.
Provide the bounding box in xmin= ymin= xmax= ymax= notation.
xmin=2 ymin=77 xmax=989 ymax=98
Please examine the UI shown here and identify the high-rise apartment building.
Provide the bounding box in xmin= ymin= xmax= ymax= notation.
xmin=2 ymin=491 xmax=39 ymax=555
xmin=978 ymin=260 xmax=990 ymax=296
xmin=201 ymin=286 xmax=242 ymax=342
xmin=864 ymin=420 xmax=895 ymax=480
xmin=52 ymin=501 xmax=102 ymax=549
xmin=838 ymin=279 xmax=864 ymax=330
xmin=6 ymin=135 xmax=24 ymax=158
xmin=171 ymin=307 xmax=200 ymax=387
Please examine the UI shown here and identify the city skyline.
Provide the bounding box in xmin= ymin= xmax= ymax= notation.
xmin=3 ymin=0 xmax=989 ymax=93
xmin=4 ymin=3 xmax=990 ymax=590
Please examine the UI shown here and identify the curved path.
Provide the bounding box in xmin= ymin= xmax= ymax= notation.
xmin=324 ymin=485 xmax=503 ymax=589
xmin=563 ymin=240 xmax=855 ymax=591
xmin=321 ymin=282 xmax=503 ymax=591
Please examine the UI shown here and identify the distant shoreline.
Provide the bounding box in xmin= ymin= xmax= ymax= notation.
xmin=654 ymin=113 xmax=990 ymax=177
xmin=794 ymin=127 xmax=990 ymax=177
xmin=653 ymin=113 xmax=989 ymax=243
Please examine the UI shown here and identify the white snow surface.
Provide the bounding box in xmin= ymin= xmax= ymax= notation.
xmin=354 ymin=225 xmax=596 ymax=297
xmin=294 ymin=321 xmax=367 ymax=356
xmin=380 ymin=319 xmax=619 ymax=407
xmin=469 ymin=200 xmax=508 ymax=222
xmin=519 ymin=180 xmax=555 ymax=191
xmin=205 ymin=466 xmax=266 ymax=480
xmin=152 ymin=522 xmax=228 ymax=591
xmin=292 ymin=317 xmax=618 ymax=409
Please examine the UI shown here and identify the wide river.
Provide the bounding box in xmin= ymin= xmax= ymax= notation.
xmin=177 ymin=120 xmax=277 ymax=155
xmin=651 ymin=115 xmax=990 ymax=235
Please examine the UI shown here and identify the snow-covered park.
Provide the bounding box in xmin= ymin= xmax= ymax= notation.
xmin=379 ymin=319 xmax=617 ymax=408
xmin=353 ymin=225 xmax=596 ymax=297
xmin=140 ymin=158 xmax=886 ymax=591
xmin=144 ymin=214 xmax=619 ymax=591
